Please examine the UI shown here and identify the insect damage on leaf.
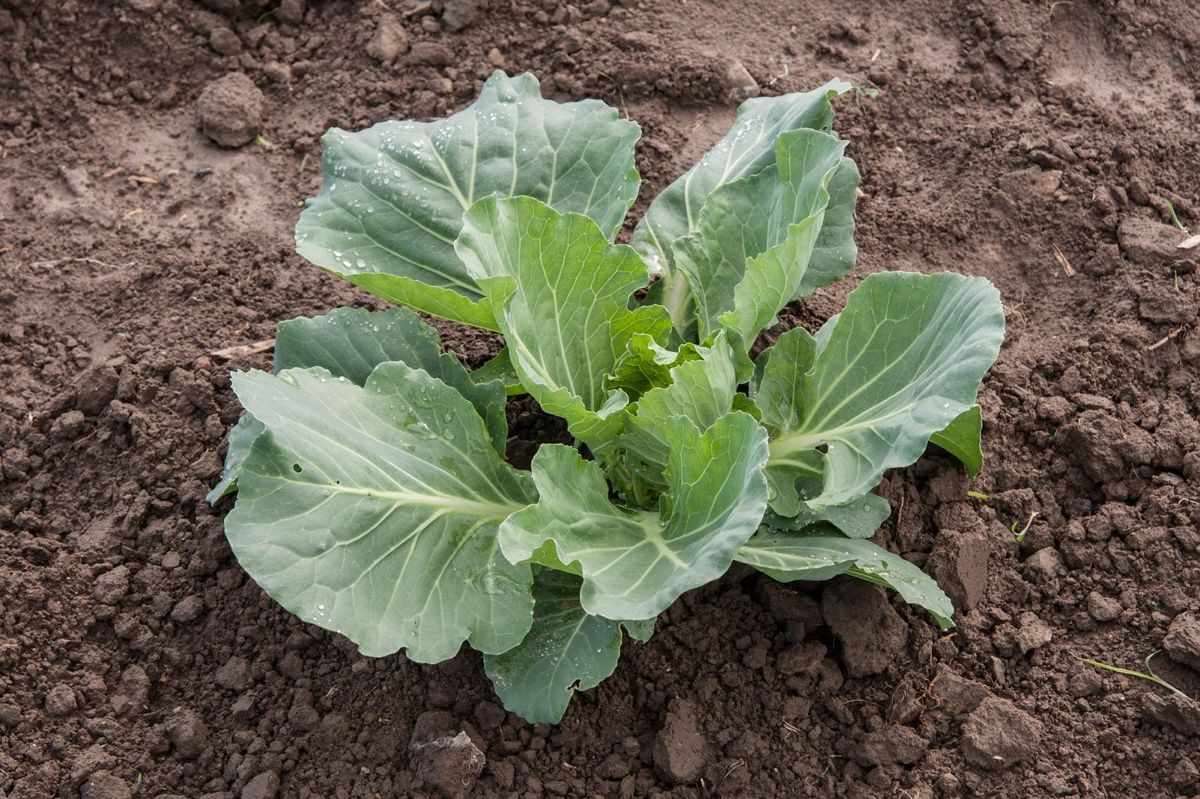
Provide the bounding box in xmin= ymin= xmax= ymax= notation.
xmin=208 ymin=71 xmax=1005 ymax=725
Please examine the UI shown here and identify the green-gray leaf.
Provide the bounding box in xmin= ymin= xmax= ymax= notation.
xmin=765 ymin=493 xmax=891 ymax=539
xmin=456 ymin=195 xmax=670 ymax=452
xmin=226 ymin=364 xmax=536 ymax=662
xmin=617 ymin=331 xmax=739 ymax=481
xmin=483 ymin=570 xmax=645 ymax=724
xmin=275 ymin=306 xmax=508 ymax=452
xmin=631 ymin=80 xmax=851 ymax=327
xmin=499 ymin=411 xmax=769 ymax=621
xmin=206 ymin=413 xmax=265 ymax=503
xmin=295 ymin=71 xmax=641 ymax=328
xmin=761 ymin=272 xmax=1004 ymax=510
xmin=929 ymin=404 xmax=984 ymax=477
xmin=672 ymin=129 xmax=849 ymax=343
xmin=737 ymin=531 xmax=954 ymax=629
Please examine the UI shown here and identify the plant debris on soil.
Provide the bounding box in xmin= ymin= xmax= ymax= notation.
xmin=1 ymin=1 xmax=1199 ymax=798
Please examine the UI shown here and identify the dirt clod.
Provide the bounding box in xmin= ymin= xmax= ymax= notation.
xmin=45 ymin=683 xmax=78 ymax=716
xmin=927 ymin=528 xmax=990 ymax=611
xmin=166 ymin=709 xmax=210 ymax=759
xmin=822 ymin=580 xmax=908 ymax=677
xmin=1118 ymin=215 xmax=1191 ymax=267
xmin=411 ymin=731 xmax=486 ymax=797
xmin=81 ymin=771 xmax=132 ymax=799
xmin=1142 ymin=693 xmax=1200 ymax=736
xmin=1163 ymin=613 xmax=1200 ymax=671
xmin=853 ymin=724 xmax=929 ymax=767
xmin=196 ymin=73 xmax=264 ymax=148
xmin=366 ymin=14 xmax=409 ymax=63
xmin=241 ymin=771 xmax=280 ymax=799
xmin=652 ymin=698 xmax=710 ymax=785
xmin=960 ymin=697 xmax=1042 ymax=770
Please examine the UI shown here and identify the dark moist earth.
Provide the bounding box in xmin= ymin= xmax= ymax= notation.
xmin=2 ymin=0 xmax=1199 ymax=797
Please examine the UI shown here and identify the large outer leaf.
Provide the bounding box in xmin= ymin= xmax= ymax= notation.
xmin=225 ymin=364 xmax=536 ymax=662
xmin=929 ymin=404 xmax=984 ymax=477
xmin=483 ymin=570 xmax=645 ymax=724
xmin=737 ymin=531 xmax=954 ymax=629
xmin=631 ymin=80 xmax=851 ymax=326
xmin=295 ymin=72 xmax=641 ymax=328
xmin=275 ymin=306 xmax=507 ymax=451
xmin=208 ymin=306 xmax=511 ymax=505
xmin=672 ymin=130 xmax=850 ymax=342
xmin=456 ymin=196 xmax=670 ymax=452
xmin=761 ymin=272 xmax=1004 ymax=510
xmin=499 ymin=412 xmax=769 ymax=621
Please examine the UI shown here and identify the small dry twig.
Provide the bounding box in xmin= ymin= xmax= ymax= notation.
xmin=1146 ymin=326 xmax=1184 ymax=351
xmin=211 ymin=338 xmax=275 ymax=360
xmin=1051 ymin=244 xmax=1075 ymax=276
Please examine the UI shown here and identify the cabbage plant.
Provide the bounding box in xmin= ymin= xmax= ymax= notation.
xmin=209 ymin=73 xmax=1004 ymax=723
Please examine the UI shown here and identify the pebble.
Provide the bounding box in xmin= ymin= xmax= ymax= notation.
xmin=196 ymin=73 xmax=264 ymax=148
xmin=365 ymin=13 xmax=409 ymax=63
xmin=1163 ymin=612 xmax=1200 ymax=671
xmin=822 ymin=580 xmax=908 ymax=677
xmin=652 ymin=698 xmax=710 ymax=785
xmin=960 ymin=697 xmax=1042 ymax=770
xmin=45 ymin=683 xmax=78 ymax=716
xmin=718 ymin=59 xmax=758 ymax=98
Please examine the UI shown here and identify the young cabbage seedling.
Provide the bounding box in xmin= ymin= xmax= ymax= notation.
xmin=209 ymin=72 xmax=1005 ymax=724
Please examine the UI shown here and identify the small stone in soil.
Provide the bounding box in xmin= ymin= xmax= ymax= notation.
xmin=1163 ymin=612 xmax=1200 ymax=671
xmin=822 ymin=579 xmax=908 ymax=677
xmin=196 ymin=73 xmax=264 ymax=148
xmin=652 ymin=698 xmax=710 ymax=785
xmin=960 ymin=696 xmax=1042 ymax=770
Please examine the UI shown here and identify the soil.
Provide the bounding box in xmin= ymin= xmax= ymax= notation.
xmin=2 ymin=0 xmax=1199 ymax=797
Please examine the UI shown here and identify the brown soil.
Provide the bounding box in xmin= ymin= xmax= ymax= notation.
xmin=2 ymin=1 xmax=1199 ymax=797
